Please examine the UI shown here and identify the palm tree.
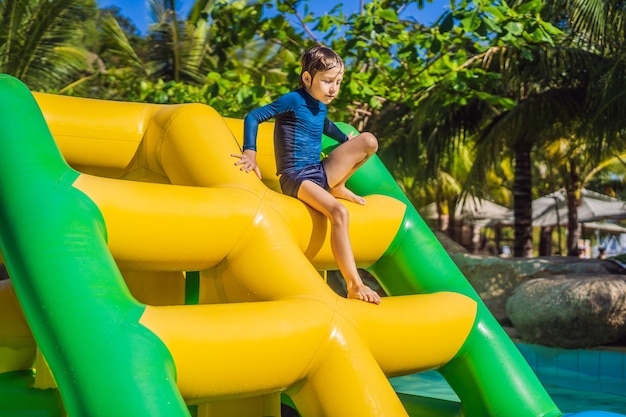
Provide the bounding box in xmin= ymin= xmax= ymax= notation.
xmin=73 ymin=0 xmax=300 ymax=109
xmin=414 ymin=46 xmax=582 ymax=257
xmin=0 ymin=0 xmax=99 ymax=92
xmin=536 ymin=0 xmax=626 ymax=255
xmin=535 ymin=135 xmax=626 ymax=255
xmin=144 ymin=0 xmax=300 ymax=84
xmin=413 ymin=0 xmax=626 ymax=257
xmin=146 ymin=0 xmax=202 ymax=83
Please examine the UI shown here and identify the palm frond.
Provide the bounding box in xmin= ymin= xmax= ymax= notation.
xmin=99 ymin=12 xmax=146 ymax=73
xmin=0 ymin=0 xmax=97 ymax=91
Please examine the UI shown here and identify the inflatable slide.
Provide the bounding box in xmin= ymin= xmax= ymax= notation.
xmin=0 ymin=74 xmax=621 ymax=417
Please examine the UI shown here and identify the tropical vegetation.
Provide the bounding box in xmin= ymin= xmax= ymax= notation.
xmin=1 ymin=0 xmax=625 ymax=257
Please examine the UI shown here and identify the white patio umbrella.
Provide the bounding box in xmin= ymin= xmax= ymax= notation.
xmin=582 ymin=221 xmax=626 ymax=234
xmin=501 ymin=188 xmax=626 ymax=227
xmin=419 ymin=196 xmax=510 ymax=223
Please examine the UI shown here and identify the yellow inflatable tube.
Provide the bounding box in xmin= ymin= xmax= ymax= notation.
xmin=1 ymin=84 xmax=478 ymax=417
xmin=59 ymin=94 xmax=476 ymax=401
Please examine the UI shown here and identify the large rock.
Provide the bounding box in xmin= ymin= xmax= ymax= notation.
xmin=450 ymin=254 xmax=625 ymax=324
xmin=505 ymin=276 xmax=626 ymax=348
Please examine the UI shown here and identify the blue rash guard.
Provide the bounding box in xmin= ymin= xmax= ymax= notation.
xmin=243 ymin=88 xmax=349 ymax=176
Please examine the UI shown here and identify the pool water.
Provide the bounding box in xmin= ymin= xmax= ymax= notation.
xmin=520 ymin=343 xmax=626 ymax=414
xmin=545 ymin=383 xmax=626 ymax=413
xmin=390 ymin=343 xmax=626 ymax=414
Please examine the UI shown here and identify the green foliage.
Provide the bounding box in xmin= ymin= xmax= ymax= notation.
xmin=68 ymin=66 xmax=285 ymax=117
xmin=4 ymin=0 xmax=626 ymax=255
xmin=0 ymin=0 xmax=100 ymax=91
xmin=452 ymin=0 xmax=560 ymax=48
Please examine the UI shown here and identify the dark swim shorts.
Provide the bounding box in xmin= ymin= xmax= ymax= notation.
xmin=279 ymin=163 xmax=330 ymax=198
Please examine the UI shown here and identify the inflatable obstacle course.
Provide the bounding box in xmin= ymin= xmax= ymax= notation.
xmin=0 ymin=74 xmax=622 ymax=417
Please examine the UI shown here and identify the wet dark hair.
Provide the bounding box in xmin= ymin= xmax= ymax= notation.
xmin=300 ymin=45 xmax=344 ymax=87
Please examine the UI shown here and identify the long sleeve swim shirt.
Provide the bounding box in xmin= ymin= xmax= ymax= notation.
xmin=243 ymin=88 xmax=349 ymax=175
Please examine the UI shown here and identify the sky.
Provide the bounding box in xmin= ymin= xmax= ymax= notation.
xmin=96 ymin=1 xmax=449 ymax=35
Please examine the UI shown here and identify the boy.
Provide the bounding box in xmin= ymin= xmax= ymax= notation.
xmin=232 ymin=45 xmax=381 ymax=305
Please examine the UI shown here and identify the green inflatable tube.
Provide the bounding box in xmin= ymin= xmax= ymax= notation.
xmin=0 ymin=75 xmax=189 ymax=416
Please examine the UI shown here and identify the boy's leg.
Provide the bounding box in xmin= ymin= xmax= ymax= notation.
xmin=323 ymin=132 xmax=378 ymax=205
xmin=297 ymin=180 xmax=381 ymax=304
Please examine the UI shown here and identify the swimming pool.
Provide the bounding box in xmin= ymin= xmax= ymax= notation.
xmin=390 ymin=343 xmax=626 ymax=414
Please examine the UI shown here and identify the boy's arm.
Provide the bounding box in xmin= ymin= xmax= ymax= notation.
xmin=243 ymin=93 xmax=295 ymax=151
xmin=243 ymin=105 xmax=276 ymax=152
xmin=237 ymin=92 xmax=295 ymax=178
xmin=323 ymin=118 xmax=349 ymax=143
xmin=238 ymin=98 xmax=286 ymax=178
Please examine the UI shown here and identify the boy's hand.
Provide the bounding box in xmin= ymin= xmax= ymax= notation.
xmin=232 ymin=149 xmax=262 ymax=179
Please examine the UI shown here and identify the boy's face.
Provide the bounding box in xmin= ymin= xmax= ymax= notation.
xmin=303 ymin=66 xmax=344 ymax=105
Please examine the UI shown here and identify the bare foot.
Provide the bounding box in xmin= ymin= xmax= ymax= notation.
xmin=348 ymin=284 xmax=381 ymax=305
xmin=330 ymin=185 xmax=366 ymax=205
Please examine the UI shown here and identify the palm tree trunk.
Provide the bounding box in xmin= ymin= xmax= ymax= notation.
xmin=538 ymin=226 xmax=553 ymax=256
xmin=167 ymin=0 xmax=181 ymax=82
xmin=566 ymin=166 xmax=582 ymax=256
xmin=447 ymin=198 xmax=459 ymax=242
xmin=435 ymin=196 xmax=449 ymax=232
xmin=513 ymin=142 xmax=534 ymax=257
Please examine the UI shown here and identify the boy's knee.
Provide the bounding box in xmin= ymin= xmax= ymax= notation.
xmin=329 ymin=202 xmax=349 ymax=226
xmin=359 ymin=132 xmax=378 ymax=154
